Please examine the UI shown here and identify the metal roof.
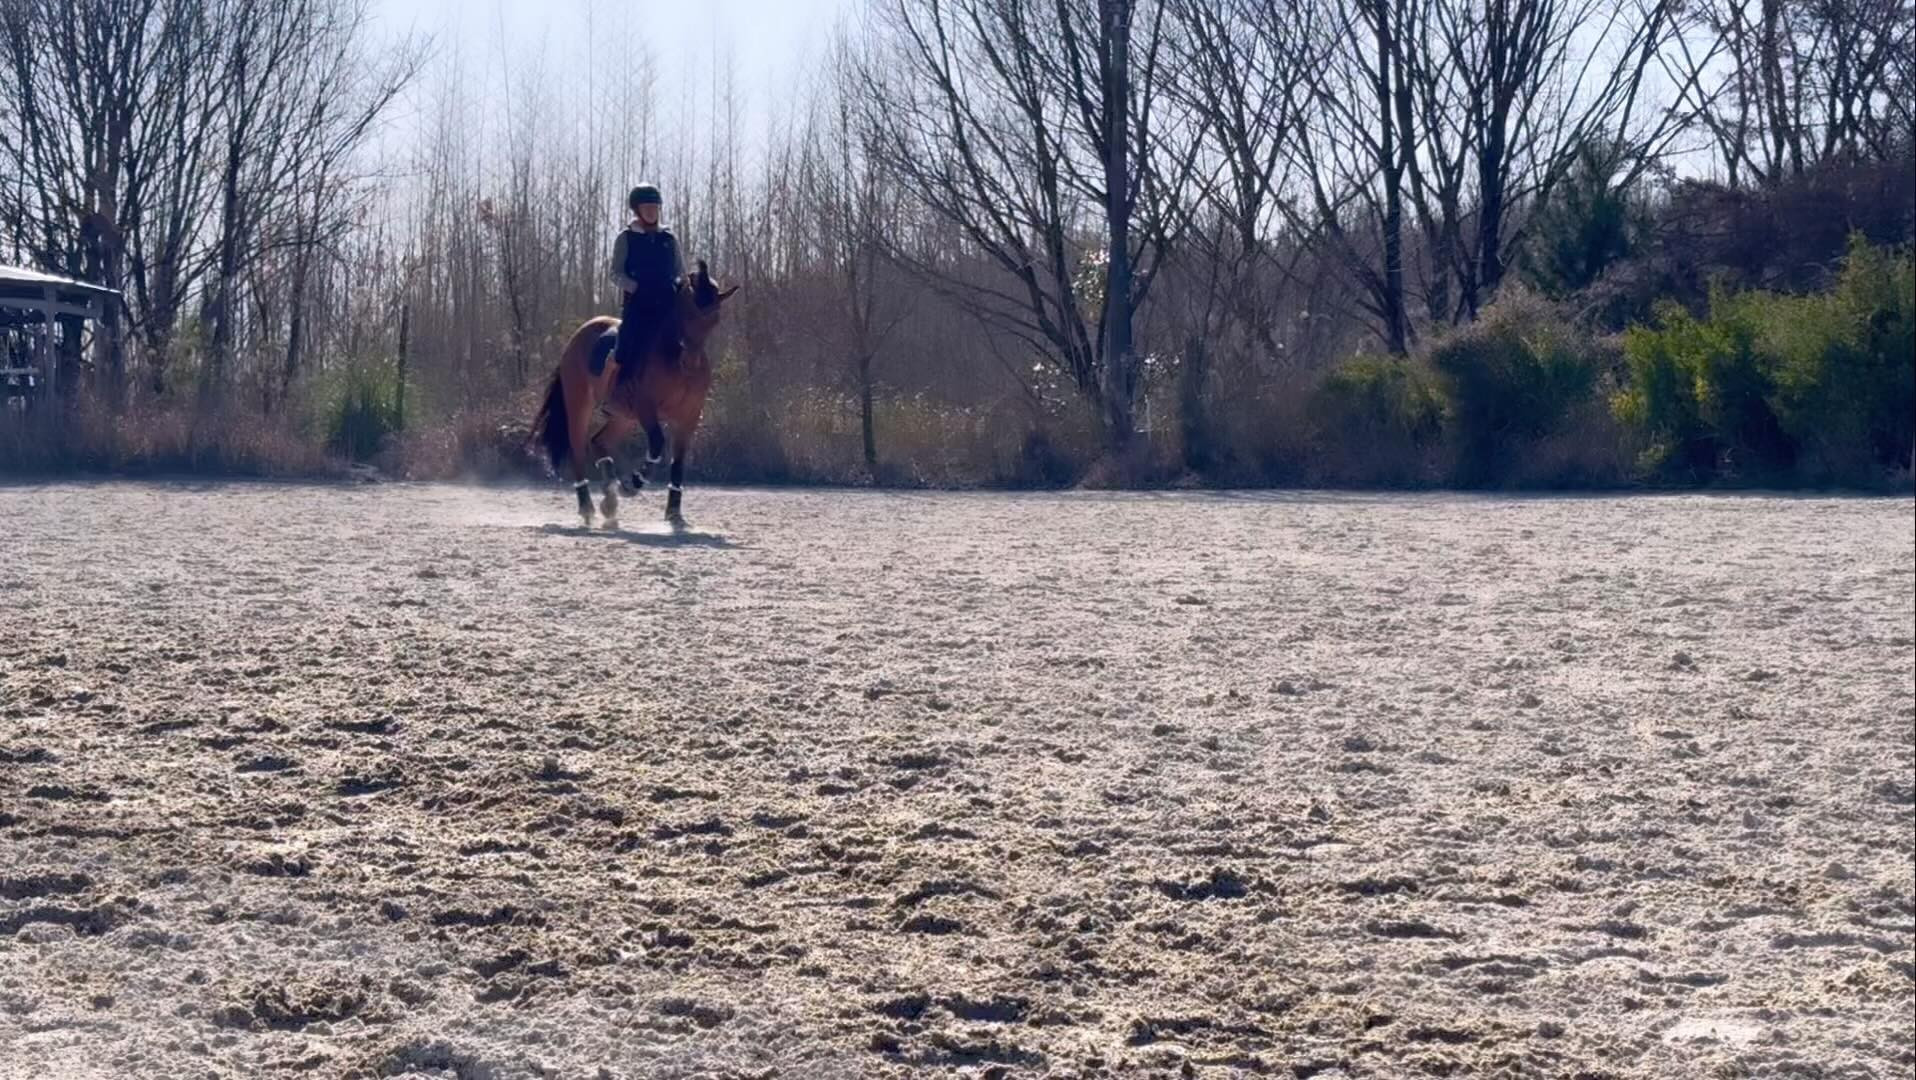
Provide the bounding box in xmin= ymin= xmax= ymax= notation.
xmin=0 ymin=265 xmax=120 ymax=298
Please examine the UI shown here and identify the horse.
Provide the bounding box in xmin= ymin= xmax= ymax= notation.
xmin=532 ymin=260 xmax=738 ymax=528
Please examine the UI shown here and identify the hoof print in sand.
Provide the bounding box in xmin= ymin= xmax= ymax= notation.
xmin=215 ymin=975 xmax=383 ymax=1031
xmin=430 ymin=905 xmax=543 ymax=930
xmin=657 ymin=995 xmax=734 ymax=1028
xmin=0 ymin=902 xmax=128 ymax=938
xmin=1157 ymin=867 xmax=1252 ymax=901
xmin=337 ymin=772 xmax=406 ymax=797
xmin=0 ymin=873 xmax=93 ymax=901
xmin=1367 ymin=919 xmax=1464 ymax=941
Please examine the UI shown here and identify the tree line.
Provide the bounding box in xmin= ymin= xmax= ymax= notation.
xmin=2 ymin=0 xmax=1911 ymax=482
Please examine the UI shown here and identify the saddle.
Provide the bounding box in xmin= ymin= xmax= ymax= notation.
xmin=589 ymin=302 xmax=686 ymax=380
xmin=590 ymin=329 xmax=685 ymax=381
xmin=588 ymin=327 xmax=620 ymax=377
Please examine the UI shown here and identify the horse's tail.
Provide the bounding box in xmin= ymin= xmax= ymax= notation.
xmin=532 ymin=369 xmax=569 ymax=471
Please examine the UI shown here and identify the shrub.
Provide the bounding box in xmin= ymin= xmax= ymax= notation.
xmin=376 ymin=406 xmax=549 ymax=483
xmin=1616 ymin=293 xmax=1790 ymax=479
xmin=1613 ymin=302 xmax=1726 ymax=479
xmin=1427 ymin=289 xmax=1606 ymax=486
xmin=1309 ymin=353 xmax=1445 ymax=486
xmin=321 ymin=366 xmax=401 ymax=463
xmin=1200 ymin=375 xmax=1316 ymax=487
xmin=1615 ymin=236 xmax=1914 ymax=484
xmin=0 ymin=391 xmax=339 ymax=478
xmin=1764 ymin=239 xmax=1915 ymax=481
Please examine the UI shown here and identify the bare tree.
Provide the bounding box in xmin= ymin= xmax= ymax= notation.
xmin=275 ymin=1 xmax=424 ymax=409
xmin=1669 ymin=0 xmax=1915 ymax=187
xmin=1283 ymin=0 xmax=1420 ymax=353
xmin=200 ymin=0 xmax=417 ymax=403
xmin=1285 ymin=0 xmax=1685 ymax=349
xmin=1163 ymin=0 xmax=1314 ymax=460
xmin=855 ymin=0 xmax=1203 ymax=450
xmin=0 ymin=0 xmax=226 ymax=399
xmin=1417 ymin=0 xmax=1685 ymax=316
xmin=814 ymin=35 xmax=912 ymax=471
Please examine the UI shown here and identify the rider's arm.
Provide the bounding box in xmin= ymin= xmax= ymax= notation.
xmin=670 ymin=234 xmax=684 ymax=288
xmin=609 ymin=231 xmax=638 ymax=294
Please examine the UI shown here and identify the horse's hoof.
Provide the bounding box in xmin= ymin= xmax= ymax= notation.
xmin=602 ymin=517 xmax=620 ymax=531
xmin=619 ymin=481 xmax=638 ymax=497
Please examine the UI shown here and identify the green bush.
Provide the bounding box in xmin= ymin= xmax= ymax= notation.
xmin=323 ymin=366 xmax=401 ymax=463
xmin=1766 ymin=240 xmax=1915 ymax=480
xmin=1427 ymin=290 xmax=1605 ymax=486
xmin=1310 ymin=353 xmax=1445 ymax=485
xmin=1615 ymin=236 xmax=1914 ymax=484
xmin=1613 ymin=301 xmax=1725 ymax=478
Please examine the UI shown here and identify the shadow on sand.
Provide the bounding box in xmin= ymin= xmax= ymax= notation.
xmin=531 ymin=522 xmax=739 ymax=549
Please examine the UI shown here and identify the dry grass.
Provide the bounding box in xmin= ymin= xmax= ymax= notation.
xmin=374 ymin=406 xmax=549 ymax=484
xmin=0 ymin=394 xmax=341 ymax=479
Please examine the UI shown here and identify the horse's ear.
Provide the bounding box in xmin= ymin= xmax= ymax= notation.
xmin=718 ymin=285 xmax=740 ymax=302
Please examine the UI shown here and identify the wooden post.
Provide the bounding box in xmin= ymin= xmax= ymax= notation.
xmin=37 ymin=289 xmax=54 ymax=397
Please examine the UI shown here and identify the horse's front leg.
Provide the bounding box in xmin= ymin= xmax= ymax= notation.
xmin=572 ymin=473 xmax=593 ymax=526
xmin=665 ymin=427 xmax=694 ymax=525
xmin=627 ymin=418 xmax=666 ymax=498
xmin=591 ymin=414 xmax=639 ymax=530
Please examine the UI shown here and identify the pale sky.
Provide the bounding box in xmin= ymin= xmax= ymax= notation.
xmin=376 ymin=0 xmax=856 ymax=76
xmin=373 ymin=0 xmax=859 ymax=161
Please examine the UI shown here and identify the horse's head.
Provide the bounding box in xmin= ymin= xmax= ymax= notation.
xmin=679 ymin=260 xmax=740 ymax=346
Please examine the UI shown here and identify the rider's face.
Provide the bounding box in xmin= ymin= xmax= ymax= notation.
xmin=636 ymin=204 xmax=661 ymax=227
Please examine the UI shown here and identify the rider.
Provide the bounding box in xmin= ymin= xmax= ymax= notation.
xmin=608 ymin=183 xmax=684 ymax=378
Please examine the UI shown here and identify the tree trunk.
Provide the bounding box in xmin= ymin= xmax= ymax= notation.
xmin=147 ymin=263 xmax=179 ymax=396
xmin=1376 ymin=5 xmax=1410 ymax=355
xmin=92 ymin=196 xmax=128 ymax=408
xmin=203 ymin=147 xmax=243 ymax=404
xmin=281 ymin=254 xmax=310 ymax=413
xmin=1179 ymin=333 xmax=1210 ymax=472
xmin=395 ymin=300 xmax=410 ymax=432
xmin=281 ymin=174 xmax=328 ymax=413
xmin=1100 ymin=0 xmax=1136 ymax=450
xmin=857 ymin=350 xmax=878 ymax=472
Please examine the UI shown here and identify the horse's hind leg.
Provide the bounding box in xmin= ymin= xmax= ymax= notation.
xmin=565 ymin=380 xmax=596 ymax=527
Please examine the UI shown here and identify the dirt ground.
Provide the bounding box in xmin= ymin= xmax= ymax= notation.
xmin=1 ymin=482 xmax=1911 ymax=1079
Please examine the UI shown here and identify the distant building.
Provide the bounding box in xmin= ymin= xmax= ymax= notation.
xmin=0 ymin=266 xmax=119 ymax=408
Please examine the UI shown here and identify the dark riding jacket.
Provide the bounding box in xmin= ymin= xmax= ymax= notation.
xmin=608 ymin=222 xmax=684 ymax=374
xmin=610 ymin=224 xmax=683 ymax=304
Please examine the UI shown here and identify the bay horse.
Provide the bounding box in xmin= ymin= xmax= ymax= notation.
xmin=533 ymin=261 xmax=738 ymax=527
